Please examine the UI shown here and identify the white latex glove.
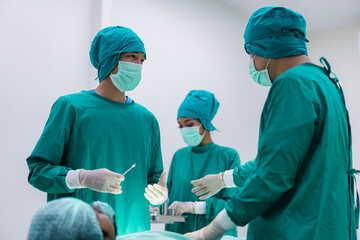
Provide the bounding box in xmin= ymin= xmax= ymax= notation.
xmin=78 ymin=168 xmax=124 ymax=194
xmin=191 ymin=173 xmax=225 ymax=200
xmin=185 ymin=217 xmax=226 ymax=240
xmin=144 ymin=172 xmax=168 ymax=205
xmin=169 ymin=201 xmax=196 ymax=216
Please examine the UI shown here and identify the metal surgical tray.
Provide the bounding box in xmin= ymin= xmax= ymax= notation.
xmin=150 ymin=201 xmax=186 ymax=224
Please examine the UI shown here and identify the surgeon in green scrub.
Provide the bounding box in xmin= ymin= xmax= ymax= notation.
xmin=26 ymin=26 xmax=164 ymax=236
xmin=164 ymin=90 xmax=239 ymax=236
xmin=186 ymin=7 xmax=356 ymax=240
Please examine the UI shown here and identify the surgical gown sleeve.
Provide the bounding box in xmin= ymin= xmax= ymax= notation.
xmin=225 ymin=77 xmax=317 ymax=226
xmin=232 ymin=160 xmax=256 ymax=187
xmin=27 ymin=98 xmax=75 ymax=194
xmin=205 ymin=150 xmax=240 ymax=222
xmin=146 ymin=117 xmax=163 ymax=185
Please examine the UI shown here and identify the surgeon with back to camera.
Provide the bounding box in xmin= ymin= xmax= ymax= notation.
xmin=186 ymin=6 xmax=356 ymax=240
xmin=26 ymin=26 xmax=166 ymax=236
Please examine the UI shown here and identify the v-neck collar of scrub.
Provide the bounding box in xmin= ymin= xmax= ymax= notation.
xmin=191 ymin=142 xmax=215 ymax=154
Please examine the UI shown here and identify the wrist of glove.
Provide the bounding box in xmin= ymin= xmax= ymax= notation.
xmin=184 ymin=217 xmax=226 ymax=240
xmin=79 ymin=168 xmax=124 ymax=194
xmin=191 ymin=172 xmax=225 ymax=200
xmin=169 ymin=201 xmax=196 ymax=216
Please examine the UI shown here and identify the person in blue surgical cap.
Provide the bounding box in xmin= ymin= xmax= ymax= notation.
xmin=160 ymin=90 xmax=240 ymax=236
xmin=26 ymin=26 xmax=165 ymax=236
xmin=27 ymin=198 xmax=114 ymax=240
xmin=92 ymin=201 xmax=118 ymax=239
xmin=186 ymin=6 xmax=356 ymax=240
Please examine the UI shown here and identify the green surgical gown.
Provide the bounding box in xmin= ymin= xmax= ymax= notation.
xmin=166 ymin=142 xmax=239 ymax=236
xmin=226 ymin=63 xmax=356 ymax=239
xmin=27 ymin=91 xmax=163 ymax=235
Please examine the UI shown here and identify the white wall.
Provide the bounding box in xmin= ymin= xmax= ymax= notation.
xmin=0 ymin=0 xmax=93 ymax=239
xmin=0 ymin=0 xmax=359 ymax=239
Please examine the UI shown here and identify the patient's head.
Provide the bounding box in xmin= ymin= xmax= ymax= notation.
xmin=91 ymin=201 xmax=117 ymax=240
xmin=27 ymin=198 xmax=116 ymax=240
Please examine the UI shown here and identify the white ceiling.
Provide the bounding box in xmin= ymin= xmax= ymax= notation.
xmin=220 ymin=0 xmax=360 ymax=33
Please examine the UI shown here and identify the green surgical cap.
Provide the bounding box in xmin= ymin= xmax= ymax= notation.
xmin=177 ymin=90 xmax=219 ymax=131
xmin=27 ymin=198 xmax=102 ymax=240
xmin=244 ymin=6 xmax=309 ymax=58
xmin=90 ymin=26 xmax=146 ymax=82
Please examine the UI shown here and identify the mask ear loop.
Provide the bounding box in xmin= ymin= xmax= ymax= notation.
xmin=199 ymin=124 xmax=206 ymax=137
xmin=251 ymin=56 xmax=270 ymax=70
xmin=265 ymin=58 xmax=271 ymax=69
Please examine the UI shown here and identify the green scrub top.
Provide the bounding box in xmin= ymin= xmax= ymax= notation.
xmin=226 ymin=63 xmax=356 ymax=239
xmin=27 ymin=91 xmax=163 ymax=235
xmin=166 ymin=142 xmax=240 ymax=236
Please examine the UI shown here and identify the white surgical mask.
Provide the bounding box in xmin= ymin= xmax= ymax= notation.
xmin=180 ymin=126 xmax=205 ymax=147
xmin=249 ymin=57 xmax=272 ymax=87
xmin=110 ymin=61 xmax=142 ymax=92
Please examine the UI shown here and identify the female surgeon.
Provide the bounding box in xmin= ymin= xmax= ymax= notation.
xmin=165 ymin=90 xmax=240 ymax=237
